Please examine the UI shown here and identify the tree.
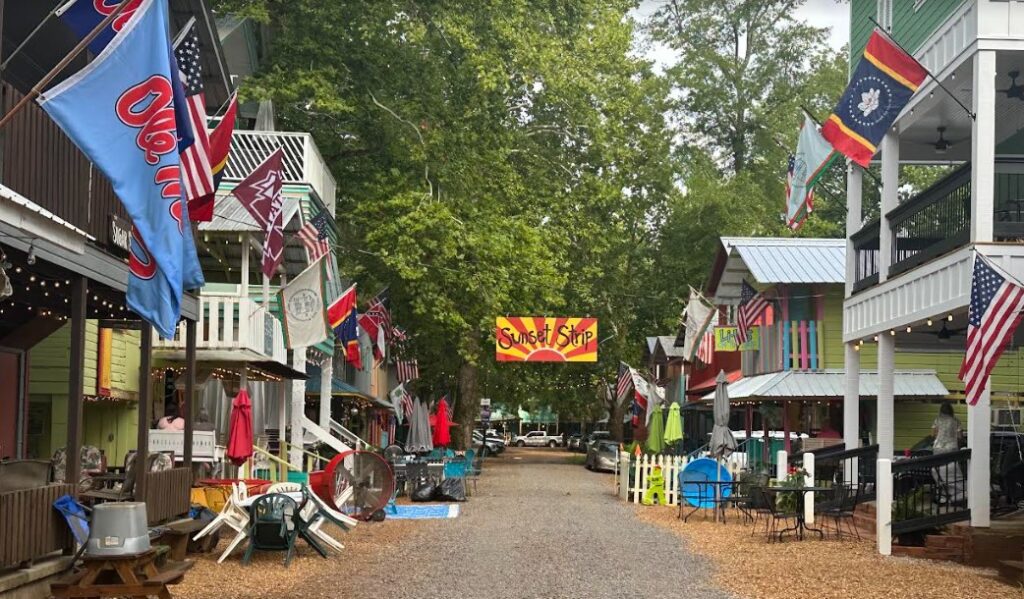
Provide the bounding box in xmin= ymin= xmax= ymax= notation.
xmin=226 ymin=0 xmax=681 ymax=444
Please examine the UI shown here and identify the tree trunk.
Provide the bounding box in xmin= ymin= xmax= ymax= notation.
xmin=456 ymin=361 xmax=479 ymax=450
xmin=610 ymin=396 xmax=627 ymax=442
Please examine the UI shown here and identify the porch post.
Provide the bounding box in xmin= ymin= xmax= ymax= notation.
xmin=845 ymin=163 xmax=862 ymax=297
xmin=290 ymin=346 xmax=306 ymax=468
xmin=843 ymin=343 xmax=860 ymax=450
xmin=66 ymin=277 xmax=87 ymax=486
xmin=183 ymin=318 xmax=196 ymax=468
xmin=971 ymin=49 xmax=996 ymax=244
xmin=135 ymin=326 xmax=153 ymax=500
xmin=968 ymin=381 xmax=992 ymax=527
xmin=967 ymin=49 xmax=995 ymax=527
xmin=877 ymin=333 xmax=895 ymax=460
xmin=878 ymin=131 xmax=899 ymax=283
xmin=320 ymin=356 xmax=332 ymax=429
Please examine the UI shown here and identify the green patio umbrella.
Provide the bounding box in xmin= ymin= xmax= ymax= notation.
xmin=664 ymin=402 xmax=683 ymax=445
xmin=645 ymin=405 xmax=665 ymax=454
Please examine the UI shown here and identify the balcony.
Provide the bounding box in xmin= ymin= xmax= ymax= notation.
xmin=852 ymin=160 xmax=1024 ymax=293
xmin=224 ymin=131 xmax=336 ymax=214
xmin=153 ymin=293 xmax=287 ymax=368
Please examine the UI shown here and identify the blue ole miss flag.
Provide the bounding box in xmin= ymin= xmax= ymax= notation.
xmin=821 ymin=30 xmax=927 ymax=167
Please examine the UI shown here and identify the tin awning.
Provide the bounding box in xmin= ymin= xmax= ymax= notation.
xmin=700 ymin=369 xmax=948 ymax=401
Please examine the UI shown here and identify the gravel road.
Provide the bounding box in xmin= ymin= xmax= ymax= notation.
xmin=343 ymin=448 xmax=734 ymax=599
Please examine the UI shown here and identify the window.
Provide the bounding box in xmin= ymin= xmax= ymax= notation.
xmin=993 ymin=408 xmax=1022 ymax=427
xmin=877 ymin=0 xmax=894 ymax=31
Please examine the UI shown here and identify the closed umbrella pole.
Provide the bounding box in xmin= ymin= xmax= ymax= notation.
xmin=226 ymin=389 xmax=254 ymax=467
xmin=709 ymin=371 xmax=736 ymax=522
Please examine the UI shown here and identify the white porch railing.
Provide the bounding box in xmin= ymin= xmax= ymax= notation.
xmin=224 ymin=130 xmax=337 ymax=215
xmin=148 ymin=429 xmax=223 ymax=463
xmin=154 ymin=294 xmax=286 ymax=364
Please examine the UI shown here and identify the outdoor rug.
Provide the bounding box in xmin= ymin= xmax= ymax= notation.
xmin=387 ymin=504 xmax=461 ymax=519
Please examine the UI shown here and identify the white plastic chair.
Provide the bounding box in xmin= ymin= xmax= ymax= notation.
xmin=300 ymin=487 xmax=357 ymax=553
xmin=192 ymin=483 xmax=252 ymax=563
xmin=267 ymin=482 xmax=303 ymax=494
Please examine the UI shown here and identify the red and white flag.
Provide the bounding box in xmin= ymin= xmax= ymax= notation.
xmin=173 ymin=19 xmax=213 ymax=203
xmin=959 ymin=254 xmax=1024 ymax=405
xmin=396 ymin=359 xmax=419 ymax=383
xmin=697 ymin=328 xmax=715 ymax=364
xmin=737 ymin=280 xmax=769 ymax=344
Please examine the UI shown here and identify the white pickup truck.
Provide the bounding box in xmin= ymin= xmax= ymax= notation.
xmin=513 ymin=430 xmax=563 ymax=448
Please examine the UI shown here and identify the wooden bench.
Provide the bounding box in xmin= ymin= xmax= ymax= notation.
xmin=153 ymin=519 xmax=208 ymax=561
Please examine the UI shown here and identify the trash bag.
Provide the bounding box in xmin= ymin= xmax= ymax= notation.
xmin=434 ymin=477 xmax=467 ymax=502
xmin=411 ymin=482 xmax=437 ymax=502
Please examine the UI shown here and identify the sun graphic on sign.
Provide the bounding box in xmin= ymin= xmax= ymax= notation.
xmin=495 ymin=317 xmax=598 ymax=362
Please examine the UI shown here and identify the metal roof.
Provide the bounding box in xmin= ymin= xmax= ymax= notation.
xmin=713 ymin=237 xmax=846 ymax=304
xmin=655 ymin=336 xmax=687 ymax=359
xmin=701 ymin=369 xmax=949 ymax=401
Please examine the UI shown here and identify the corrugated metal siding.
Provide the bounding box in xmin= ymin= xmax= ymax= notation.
xmin=726 ymin=238 xmax=846 ymax=284
xmin=892 ymin=0 xmax=966 ymax=54
xmin=0 ymin=83 xmax=125 ymax=246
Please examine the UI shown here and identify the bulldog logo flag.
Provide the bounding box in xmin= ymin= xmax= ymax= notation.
xmin=40 ymin=0 xmax=196 ymax=338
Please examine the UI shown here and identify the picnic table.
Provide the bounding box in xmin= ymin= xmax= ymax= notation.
xmin=50 ymin=548 xmax=192 ymax=599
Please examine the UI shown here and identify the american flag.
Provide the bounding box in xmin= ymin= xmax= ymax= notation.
xmin=396 ymin=359 xmax=419 ymax=383
xmin=737 ymin=280 xmax=769 ymax=344
xmin=173 ymin=19 xmax=213 ymax=202
xmin=616 ymin=362 xmax=632 ymax=401
xmin=959 ymin=255 xmax=1024 ymax=405
xmin=401 ymin=391 xmax=414 ymax=421
xmin=391 ymin=326 xmax=408 ymax=342
xmin=697 ymin=328 xmax=715 ymax=364
xmin=297 ymin=211 xmax=331 ymax=262
xmin=366 ymin=289 xmax=392 ymax=343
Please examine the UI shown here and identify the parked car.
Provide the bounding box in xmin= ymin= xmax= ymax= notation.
xmin=585 ymin=440 xmax=619 ymax=472
xmin=472 ymin=430 xmax=506 ymax=454
xmin=583 ymin=431 xmax=611 ymax=450
xmin=513 ymin=430 xmax=562 ymax=447
xmin=567 ymin=434 xmax=584 ymax=452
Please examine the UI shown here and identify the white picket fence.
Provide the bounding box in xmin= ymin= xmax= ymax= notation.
xmin=622 ymin=452 xmax=743 ymax=506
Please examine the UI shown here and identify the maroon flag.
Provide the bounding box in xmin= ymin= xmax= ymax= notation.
xmin=232 ymin=148 xmax=285 ymax=277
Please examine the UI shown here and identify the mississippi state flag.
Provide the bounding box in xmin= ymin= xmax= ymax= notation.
xmin=821 ymin=29 xmax=927 ymax=167
xmin=327 ymin=284 xmax=362 ymax=370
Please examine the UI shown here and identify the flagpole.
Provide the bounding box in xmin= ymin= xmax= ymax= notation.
xmin=0 ymin=0 xmax=132 ymax=131
xmin=866 ymin=18 xmax=975 ymax=120
xmin=0 ymin=4 xmax=66 ymax=72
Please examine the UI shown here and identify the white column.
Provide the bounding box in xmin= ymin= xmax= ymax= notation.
xmin=877 ymin=334 xmax=895 ymax=460
xmin=277 ymin=379 xmax=288 ymax=480
xmin=803 ymin=452 xmax=815 ymax=525
xmin=845 ymin=163 xmax=863 ymax=297
xmin=971 ymin=49 xmax=996 ymax=243
xmin=844 ymin=343 xmax=860 ymax=449
xmin=877 ymin=458 xmax=892 ymax=556
xmin=290 ymin=346 xmax=306 ymax=468
xmin=319 ymin=357 xmax=332 ymax=429
xmin=240 ymin=233 xmax=250 ymax=293
xmin=879 ymin=132 xmax=899 ymax=283
xmin=968 ymin=381 xmax=992 ymax=527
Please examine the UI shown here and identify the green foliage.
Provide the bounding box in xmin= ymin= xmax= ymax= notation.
xmin=215 ymin=1 xmax=850 ymax=439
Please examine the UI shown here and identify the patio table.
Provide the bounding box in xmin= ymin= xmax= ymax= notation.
xmin=761 ymin=485 xmax=832 ymax=541
xmin=679 ymin=480 xmax=736 ymax=523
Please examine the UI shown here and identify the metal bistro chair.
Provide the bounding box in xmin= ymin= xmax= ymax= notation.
xmin=821 ymin=483 xmax=862 ymax=541
xmin=242 ymin=493 xmax=300 ymax=566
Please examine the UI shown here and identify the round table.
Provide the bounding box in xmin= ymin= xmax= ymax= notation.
xmin=760 ymin=485 xmax=832 ymax=541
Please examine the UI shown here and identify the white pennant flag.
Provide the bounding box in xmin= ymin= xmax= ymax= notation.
xmin=278 ymin=258 xmax=329 ymax=348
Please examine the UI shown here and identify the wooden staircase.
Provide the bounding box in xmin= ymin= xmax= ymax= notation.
xmin=892 ymin=533 xmax=969 ymax=563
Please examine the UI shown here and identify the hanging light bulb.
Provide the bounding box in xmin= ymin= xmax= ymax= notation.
xmin=927 ymin=318 xmax=933 ymax=327
xmin=890 ymin=330 xmax=896 ymax=336
xmin=906 ymin=326 xmax=912 ymax=333
xmin=948 ymin=314 xmax=954 ymax=321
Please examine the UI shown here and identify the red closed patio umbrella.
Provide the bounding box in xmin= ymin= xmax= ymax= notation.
xmin=432 ymin=398 xmax=451 ymax=447
xmin=226 ymin=389 xmax=254 ymax=466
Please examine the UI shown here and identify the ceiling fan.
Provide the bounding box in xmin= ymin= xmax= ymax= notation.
xmin=925 ymin=322 xmax=967 ymax=341
xmin=998 ymin=70 xmax=1024 ymax=101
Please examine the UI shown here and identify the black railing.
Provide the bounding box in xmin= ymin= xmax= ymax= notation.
xmin=817 ymin=444 xmax=878 ymax=501
xmin=888 ymin=164 xmax=972 ymax=278
xmin=890 ymin=449 xmax=971 ymax=535
xmin=851 ymin=160 xmax=1024 ymax=293
xmin=851 ymin=222 xmax=880 ymax=294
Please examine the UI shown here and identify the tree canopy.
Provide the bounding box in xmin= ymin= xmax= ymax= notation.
xmin=217 ymin=0 xmax=850 ymax=441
